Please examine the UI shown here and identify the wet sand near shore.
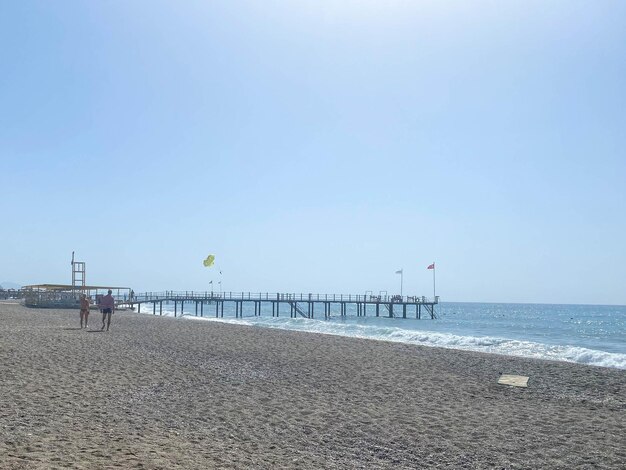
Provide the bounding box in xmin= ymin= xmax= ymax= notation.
xmin=1 ymin=302 xmax=625 ymax=469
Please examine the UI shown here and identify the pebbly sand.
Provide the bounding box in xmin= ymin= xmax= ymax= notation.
xmin=1 ymin=302 xmax=624 ymax=469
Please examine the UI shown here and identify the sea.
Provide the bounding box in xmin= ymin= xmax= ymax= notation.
xmin=145 ymin=301 xmax=626 ymax=370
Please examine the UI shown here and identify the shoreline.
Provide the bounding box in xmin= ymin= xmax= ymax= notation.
xmin=1 ymin=303 xmax=625 ymax=469
xmin=182 ymin=313 xmax=626 ymax=370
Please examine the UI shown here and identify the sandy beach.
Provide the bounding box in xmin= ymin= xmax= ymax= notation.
xmin=0 ymin=302 xmax=624 ymax=469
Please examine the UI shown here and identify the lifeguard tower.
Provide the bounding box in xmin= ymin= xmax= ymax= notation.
xmin=71 ymin=251 xmax=86 ymax=291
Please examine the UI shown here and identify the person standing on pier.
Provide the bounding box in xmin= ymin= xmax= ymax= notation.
xmin=99 ymin=289 xmax=115 ymax=331
xmin=79 ymin=294 xmax=90 ymax=329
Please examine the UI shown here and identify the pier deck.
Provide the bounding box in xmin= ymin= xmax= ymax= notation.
xmin=118 ymin=292 xmax=439 ymax=320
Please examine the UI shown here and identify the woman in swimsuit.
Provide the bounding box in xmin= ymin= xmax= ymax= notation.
xmin=79 ymin=294 xmax=90 ymax=329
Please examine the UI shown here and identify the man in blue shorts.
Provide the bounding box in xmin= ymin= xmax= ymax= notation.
xmin=99 ymin=289 xmax=115 ymax=331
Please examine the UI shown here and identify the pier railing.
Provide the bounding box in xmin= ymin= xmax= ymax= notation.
xmin=122 ymin=291 xmax=439 ymax=304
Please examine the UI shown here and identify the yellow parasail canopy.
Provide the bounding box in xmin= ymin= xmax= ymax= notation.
xmin=203 ymin=254 xmax=215 ymax=267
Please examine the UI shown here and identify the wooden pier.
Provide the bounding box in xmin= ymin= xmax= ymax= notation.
xmin=117 ymin=292 xmax=439 ymax=320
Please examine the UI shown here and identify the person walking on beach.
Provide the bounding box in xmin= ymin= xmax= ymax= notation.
xmin=79 ymin=294 xmax=90 ymax=329
xmin=99 ymin=289 xmax=115 ymax=331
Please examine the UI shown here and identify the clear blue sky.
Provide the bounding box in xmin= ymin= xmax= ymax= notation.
xmin=1 ymin=1 xmax=625 ymax=304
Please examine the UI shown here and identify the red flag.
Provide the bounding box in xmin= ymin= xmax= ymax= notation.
xmin=427 ymin=263 xmax=435 ymax=270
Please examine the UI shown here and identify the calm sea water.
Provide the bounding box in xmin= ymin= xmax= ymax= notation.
xmin=147 ymin=301 xmax=626 ymax=370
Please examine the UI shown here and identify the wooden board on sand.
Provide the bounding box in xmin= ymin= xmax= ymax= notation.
xmin=498 ymin=374 xmax=529 ymax=387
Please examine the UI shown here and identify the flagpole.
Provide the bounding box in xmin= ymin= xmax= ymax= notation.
xmin=432 ymin=263 xmax=436 ymax=300
xmin=396 ymin=269 xmax=403 ymax=297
